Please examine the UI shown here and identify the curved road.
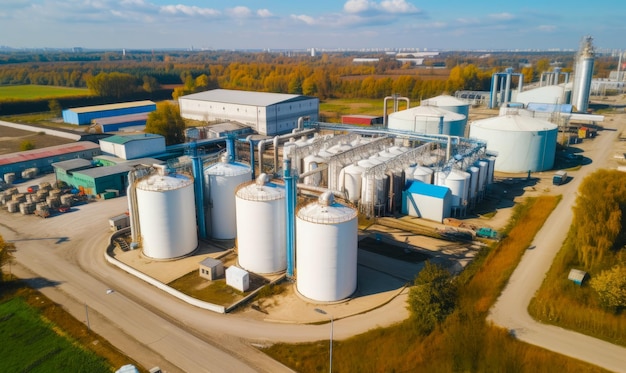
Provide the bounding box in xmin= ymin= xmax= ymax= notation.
xmin=489 ymin=117 xmax=626 ymax=373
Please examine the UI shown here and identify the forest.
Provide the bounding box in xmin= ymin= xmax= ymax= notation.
xmin=1 ymin=49 xmax=620 ymax=104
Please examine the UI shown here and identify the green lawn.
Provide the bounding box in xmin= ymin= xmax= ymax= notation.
xmin=0 ymin=297 xmax=112 ymax=372
xmin=0 ymin=85 xmax=91 ymax=100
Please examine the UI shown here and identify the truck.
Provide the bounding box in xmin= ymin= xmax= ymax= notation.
xmin=553 ymin=170 xmax=567 ymax=185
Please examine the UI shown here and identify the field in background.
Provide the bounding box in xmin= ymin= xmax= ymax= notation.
xmin=0 ymin=85 xmax=91 ymax=100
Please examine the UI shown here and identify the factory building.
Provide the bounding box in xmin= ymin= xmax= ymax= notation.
xmin=62 ymin=101 xmax=156 ymax=125
xmin=178 ymin=89 xmax=319 ymax=136
xmin=341 ymin=115 xmax=383 ymax=126
xmin=0 ymin=141 xmax=101 ymax=180
xmin=99 ymin=134 xmax=166 ymax=160
xmin=52 ymin=157 xmax=162 ymax=197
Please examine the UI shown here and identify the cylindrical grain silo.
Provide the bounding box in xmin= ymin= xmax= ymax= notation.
xmin=296 ymin=192 xmax=358 ymax=302
xmin=421 ymin=94 xmax=470 ymax=134
xmin=204 ymin=161 xmax=252 ymax=240
xmin=476 ymin=160 xmax=488 ymax=194
xmin=340 ymin=163 xmax=365 ymax=203
xmin=388 ymin=105 xmax=466 ymax=137
xmin=413 ymin=166 xmax=434 ymax=184
xmin=302 ymin=154 xmax=327 ymax=187
xmin=468 ymin=166 xmax=480 ymax=201
xmin=441 ymin=169 xmax=470 ymax=208
xmin=136 ymin=173 xmax=197 ymax=259
xmin=469 ymin=115 xmax=557 ymax=173
xmin=235 ymin=174 xmax=286 ymax=274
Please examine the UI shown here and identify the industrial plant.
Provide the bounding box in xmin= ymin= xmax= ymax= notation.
xmin=0 ymin=36 xmax=614 ymax=311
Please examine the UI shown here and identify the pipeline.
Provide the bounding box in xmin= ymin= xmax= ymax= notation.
xmin=284 ymin=159 xmax=296 ymax=279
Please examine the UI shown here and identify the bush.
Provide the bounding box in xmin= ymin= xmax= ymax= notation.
xmin=590 ymin=265 xmax=626 ymax=311
xmin=19 ymin=140 xmax=35 ymax=151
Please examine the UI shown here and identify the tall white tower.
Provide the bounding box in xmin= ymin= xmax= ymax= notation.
xmin=571 ymin=36 xmax=595 ymax=113
xmin=311 ymin=48 xmax=316 ymax=57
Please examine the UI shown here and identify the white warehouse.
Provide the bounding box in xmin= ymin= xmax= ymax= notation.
xmin=179 ymin=89 xmax=319 ymax=136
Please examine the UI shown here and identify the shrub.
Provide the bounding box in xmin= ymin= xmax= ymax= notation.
xmin=590 ymin=265 xmax=626 ymax=311
xmin=19 ymin=140 xmax=35 ymax=151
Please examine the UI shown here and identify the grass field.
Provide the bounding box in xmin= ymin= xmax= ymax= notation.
xmin=0 ymin=282 xmax=142 ymax=372
xmin=0 ymin=85 xmax=91 ymax=100
xmin=0 ymin=297 xmax=111 ymax=372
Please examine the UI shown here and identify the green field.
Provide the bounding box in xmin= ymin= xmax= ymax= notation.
xmin=0 ymin=85 xmax=91 ymax=100
xmin=0 ymin=297 xmax=112 ymax=372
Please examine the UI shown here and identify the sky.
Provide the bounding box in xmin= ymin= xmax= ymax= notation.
xmin=1 ymin=0 xmax=625 ymax=51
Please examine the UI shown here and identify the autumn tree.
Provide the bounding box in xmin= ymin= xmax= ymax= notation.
xmin=86 ymin=72 xmax=138 ymax=98
xmin=48 ymin=99 xmax=61 ymax=116
xmin=145 ymin=102 xmax=186 ymax=145
xmin=408 ymin=261 xmax=458 ymax=334
xmin=590 ymin=265 xmax=626 ymax=311
xmin=0 ymin=235 xmax=16 ymax=283
xmin=142 ymin=75 xmax=160 ymax=93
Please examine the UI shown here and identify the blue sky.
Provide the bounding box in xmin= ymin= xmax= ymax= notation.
xmin=1 ymin=0 xmax=624 ymax=51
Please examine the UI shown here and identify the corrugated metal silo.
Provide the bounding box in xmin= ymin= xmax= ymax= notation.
xmin=204 ymin=161 xmax=252 ymax=240
xmin=388 ymin=106 xmax=466 ymax=137
xmin=235 ymin=174 xmax=286 ymax=274
xmin=136 ymin=173 xmax=197 ymax=259
xmin=296 ymin=193 xmax=358 ymax=302
xmin=421 ymin=94 xmax=470 ymax=120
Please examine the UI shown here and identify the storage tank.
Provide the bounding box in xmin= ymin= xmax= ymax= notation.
xmin=412 ymin=166 xmax=434 ymax=184
xmin=136 ymin=173 xmax=197 ymax=259
xmin=469 ymin=115 xmax=557 ymax=173
xmin=487 ymin=156 xmax=496 ymax=184
xmin=421 ymin=95 xmax=470 ymax=122
xmin=388 ymin=105 xmax=466 ymax=137
xmin=476 ymin=160 xmax=488 ymax=194
xmin=302 ymin=154 xmax=327 ymax=186
xmin=468 ymin=166 xmax=480 ymax=201
xmin=438 ymin=169 xmax=470 ymax=207
xmin=235 ymin=174 xmax=286 ymax=274
xmin=296 ymin=192 xmax=358 ymax=302
xmin=340 ymin=163 xmax=365 ymax=203
xmin=204 ymin=161 xmax=252 ymax=240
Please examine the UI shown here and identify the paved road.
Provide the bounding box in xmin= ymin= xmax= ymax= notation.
xmin=488 ymin=118 xmax=626 ymax=373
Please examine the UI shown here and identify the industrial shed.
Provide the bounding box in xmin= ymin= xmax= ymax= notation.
xmin=402 ymin=181 xmax=451 ymax=222
xmin=99 ymin=134 xmax=165 ymax=160
xmin=0 ymin=141 xmax=101 ymax=180
xmin=341 ymin=115 xmax=383 ymax=126
xmin=91 ymin=112 xmax=149 ymax=132
xmin=62 ymin=101 xmax=156 ymax=125
xmin=52 ymin=157 xmax=163 ymax=197
xmin=178 ymin=89 xmax=319 ymax=136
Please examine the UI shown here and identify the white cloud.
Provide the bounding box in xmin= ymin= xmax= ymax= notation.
xmin=160 ymin=4 xmax=220 ymax=17
xmin=537 ymin=25 xmax=556 ymax=32
xmin=344 ymin=0 xmax=419 ymax=14
xmin=291 ymin=14 xmax=317 ymax=25
xmin=379 ymin=0 xmax=419 ymax=14
xmin=227 ymin=6 xmax=252 ymax=18
xmin=489 ymin=12 xmax=515 ymax=21
xmin=257 ymin=9 xmax=273 ymax=18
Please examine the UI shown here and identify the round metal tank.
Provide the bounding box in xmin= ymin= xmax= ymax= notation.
xmin=487 ymin=156 xmax=496 ymax=184
xmin=136 ymin=173 xmax=197 ymax=259
xmin=204 ymin=161 xmax=252 ymax=240
xmin=421 ymin=94 xmax=470 ymax=119
xmin=468 ymin=166 xmax=480 ymax=200
xmin=388 ymin=105 xmax=467 ymax=137
xmin=412 ymin=166 xmax=433 ymax=184
xmin=442 ymin=169 xmax=470 ymax=207
xmin=476 ymin=160 xmax=488 ymax=193
xmin=469 ymin=115 xmax=557 ymax=172
xmin=296 ymin=193 xmax=358 ymax=302
xmin=341 ymin=163 xmax=365 ymax=203
xmin=303 ymin=154 xmax=326 ymax=186
xmin=235 ymin=175 xmax=286 ymax=274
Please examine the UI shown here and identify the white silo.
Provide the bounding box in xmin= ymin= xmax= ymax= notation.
xmin=476 ymin=160 xmax=488 ymax=195
xmin=388 ymin=106 xmax=466 ymax=137
xmin=136 ymin=173 xmax=197 ymax=259
xmin=487 ymin=156 xmax=496 ymax=184
xmin=204 ymin=160 xmax=252 ymax=240
xmin=412 ymin=166 xmax=434 ymax=184
xmin=235 ymin=174 xmax=286 ymax=274
xmin=571 ymin=36 xmax=595 ymax=113
xmin=340 ymin=163 xmax=365 ymax=203
xmin=296 ymin=192 xmax=358 ymax=302
xmin=440 ymin=169 xmax=470 ymax=208
xmin=421 ymin=94 xmax=470 ymax=124
xmin=469 ymin=115 xmax=557 ymax=173
xmin=302 ymin=154 xmax=327 ymax=186
xmin=468 ymin=166 xmax=480 ymax=201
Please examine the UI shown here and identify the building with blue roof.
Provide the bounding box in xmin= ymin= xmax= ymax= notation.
xmin=62 ymin=101 xmax=156 ymax=125
xmin=402 ymin=180 xmax=451 ymax=222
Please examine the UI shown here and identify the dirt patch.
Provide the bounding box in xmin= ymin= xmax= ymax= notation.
xmin=0 ymin=127 xmax=75 ymax=155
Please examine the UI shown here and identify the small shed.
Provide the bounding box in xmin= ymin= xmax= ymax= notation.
xmin=226 ymin=266 xmax=249 ymax=292
xmin=402 ymin=180 xmax=452 ymax=222
xmin=109 ymin=214 xmax=130 ymax=231
xmin=199 ymin=257 xmax=224 ymax=280
xmin=568 ymin=268 xmax=587 ymax=286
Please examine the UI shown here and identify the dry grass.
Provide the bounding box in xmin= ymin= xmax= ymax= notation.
xmin=263 ymin=196 xmax=607 ymax=372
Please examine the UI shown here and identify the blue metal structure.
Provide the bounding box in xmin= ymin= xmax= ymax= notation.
xmin=283 ymin=159 xmax=296 ymax=279
xmin=62 ymin=101 xmax=156 ymax=125
xmin=190 ymin=141 xmax=207 ymax=239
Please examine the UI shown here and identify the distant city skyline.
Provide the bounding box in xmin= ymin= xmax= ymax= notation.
xmin=1 ymin=0 xmax=625 ymax=51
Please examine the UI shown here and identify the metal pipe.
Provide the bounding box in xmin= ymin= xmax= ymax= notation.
xmin=273 ymin=136 xmax=279 ymax=175
xmin=226 ymin=136 xmax=235 ymax=163
xmin=298 ymin=163 xmax=329 ymax=180
xmin=297 ymin=183 xmax=347 ymax=200
xmin=284 ymin=159 xmax=296 ymax=279
xmin=246 ymin=136 xmax=256 ymax=179
xmin=190 ymin=142 xmax=207 ymax=239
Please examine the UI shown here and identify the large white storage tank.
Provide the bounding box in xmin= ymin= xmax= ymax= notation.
xmin=421 ymin=95 xmax=470 ymax=121
xmin=136 ymin=173 xmax=197 ymax=259
xmin=388 ymin=105 xmax=466 ymax=137
xmin=235 ymin=175 xmax=286 ymax=274
xmin=296 ymin=193 xmax=358 ymax=302
xmin=435 ymin=169 xmax=470 ymax=208
xmin=204 ymin=161 xmax=252 ymax=240
xmin=469 ymin=115 xmax=558 ymax=173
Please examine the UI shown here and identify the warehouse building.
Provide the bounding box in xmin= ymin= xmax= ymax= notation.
xmin=178 ymin=89 xmax=319 ymax=136
xmin=0 ymin=142 xmax=101 ymax=180
xmin=62 ymin=101 xmax=156 ymax=125
xmin=90 ymin=113 xmax=149 ymax=133
xmin=341 ymin=115 xmax=383 ymax=126
xmin=99 ymin=134 xmax=166 ymax=160
xmin=52 ymin=157 xmax=162 ymax=197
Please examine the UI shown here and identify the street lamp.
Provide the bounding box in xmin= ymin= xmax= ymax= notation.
xmin=314 ymin=308 xmax=333 ymax=373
